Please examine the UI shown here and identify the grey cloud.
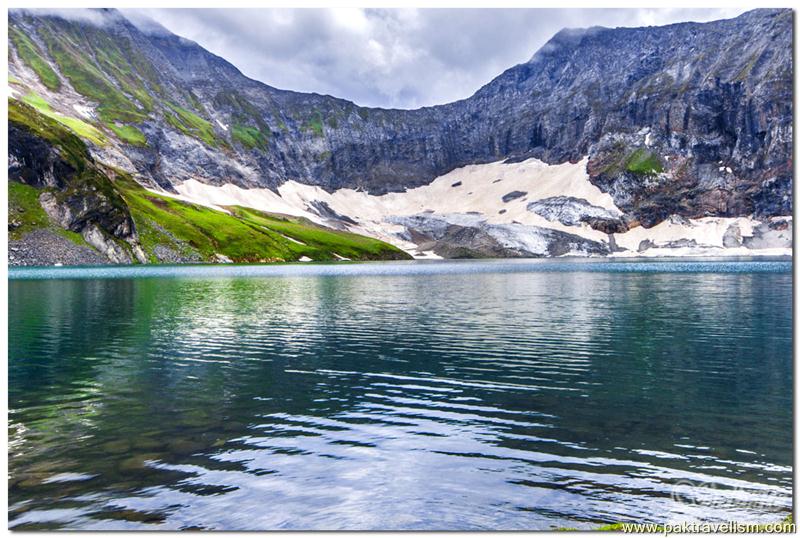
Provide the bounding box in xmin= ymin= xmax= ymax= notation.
xmin=14 ymin=7 xmax=117 ymax=26
xmin=118 ymin=10 xmax=172 ymax=37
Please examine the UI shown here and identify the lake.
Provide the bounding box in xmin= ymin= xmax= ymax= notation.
xmin=8 ymin=258 xmax=793 ymax=530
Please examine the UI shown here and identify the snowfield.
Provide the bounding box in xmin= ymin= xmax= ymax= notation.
xmin=163 ymin=158 xmax=792 ymax=259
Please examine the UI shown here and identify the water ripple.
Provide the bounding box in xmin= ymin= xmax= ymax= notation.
xmin=8 ymin=260 xmax=792 ymax=529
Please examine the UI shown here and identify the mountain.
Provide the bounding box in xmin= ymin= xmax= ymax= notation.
xmin=7 ymin=8 xmax=793 ymax=264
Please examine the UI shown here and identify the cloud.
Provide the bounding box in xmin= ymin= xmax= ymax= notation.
xmin=123 ymin=8 xmax=746 ymax=109
xmin=13 ymin=7 xmax=116 ymax=26
xmin=119 ymin=10 xmax=172 ymax=37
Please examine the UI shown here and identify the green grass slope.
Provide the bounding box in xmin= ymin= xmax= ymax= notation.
xmin=164 ymin=103 xmax=223 ymax=148
xmin=625 ymin=148 xmax=663 ymax=176
xmin=21 ymin=91 xmax=107 ymax=146
xmin=116 ymin=176 xmax=410 ymax=263
xmin=107 ymin=122 xmax=147 ymax=146
xmin=9 ymin=26 xmax=61 ymax=91
xmin=230 ymin=207 xmax=404 ymax=261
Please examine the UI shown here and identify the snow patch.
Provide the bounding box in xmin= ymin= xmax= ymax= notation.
xmin=277 ymin=156 xmax=618 ymax=247
xmin=611 ymin=246 xmax=792 ymax=258
xmin=146 ymin=185 xmax=231 ymax=214
xmin=275 ymin=231 xmax=306 ymax=245
xmin=173 ymin=179 xmax=312 ymax=220
xmin=72 ymin=104 xmax=96 ymax=120
xmin=614 ymin=216 xmax=754 ymax=251
xmin=165 ymin=158 xmax=791 ymax=259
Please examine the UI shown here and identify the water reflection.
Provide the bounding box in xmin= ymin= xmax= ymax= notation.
xmin=8 ymin=262 xmax=792 ymax=529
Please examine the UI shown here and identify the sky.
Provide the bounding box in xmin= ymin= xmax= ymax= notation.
xmin=121 ymin=8 xmax=746 ymax=109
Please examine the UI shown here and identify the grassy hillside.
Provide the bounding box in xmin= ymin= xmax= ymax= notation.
xmin=21 ymin=91 xmax=107 ymax=146
xmin=9 ymin=26 xmax=61 ymax=90
xmin=231 ymin=207 xmax=406 ymax=261
xmin=10 ymin=18 xmax=158 ymax=148
xmin=115 ymin=176 xmax=409 ymax=263
xmin=10 ymin=169 xmax=411 ymax=265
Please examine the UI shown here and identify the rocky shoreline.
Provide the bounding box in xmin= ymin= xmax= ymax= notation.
xmin=9 ymin=229 xmax=109 ymax=267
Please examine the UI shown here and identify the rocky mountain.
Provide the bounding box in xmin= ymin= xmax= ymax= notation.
xmin=8 ymin=98 xmax=409 ymax=265
xmin=7 ymin=8 xmax=794 ymax=264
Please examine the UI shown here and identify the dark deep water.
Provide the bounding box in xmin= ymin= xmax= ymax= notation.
xmin=8 ymin=259 xmax=793 ymax=530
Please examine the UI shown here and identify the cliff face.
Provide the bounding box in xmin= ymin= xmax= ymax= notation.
xmin=8 ymin=9 xmax=793 ymax=233
xmin=9 ymin=100 xmax=145 ymax=263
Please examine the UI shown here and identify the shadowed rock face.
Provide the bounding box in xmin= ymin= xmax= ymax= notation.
xmin=8 ymin=9 xmax=793 ymax=231
xmin=388 ymin=213 xmax=609 ymax=258
xmin=526 ymin=196 xmax=619 ymax=226
xmin=8 ymin=122 xmax=78 ymax=189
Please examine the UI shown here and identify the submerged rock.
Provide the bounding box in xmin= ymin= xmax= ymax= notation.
xmin=118 ymin=453 xmax=162 ymax=473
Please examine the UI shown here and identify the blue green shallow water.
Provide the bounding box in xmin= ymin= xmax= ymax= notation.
xmin=8 ymin=258 xmax=793 ymax=529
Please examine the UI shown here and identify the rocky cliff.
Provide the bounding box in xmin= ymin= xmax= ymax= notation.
xmin=8 ymin=99 xmax=409 ymax=266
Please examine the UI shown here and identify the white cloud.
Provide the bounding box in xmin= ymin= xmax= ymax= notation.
xmin=330 ymin=8 xmax=370 ymax=33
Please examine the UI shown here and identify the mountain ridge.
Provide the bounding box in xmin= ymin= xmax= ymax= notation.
xmin=7 ymin=8 xmax=794 ymax=264
xmin=9 ymin=9 xmax=792 ymax=196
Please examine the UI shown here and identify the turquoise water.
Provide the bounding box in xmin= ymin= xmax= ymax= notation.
xmin=8 ymin=259 xmax=793 ymax=529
